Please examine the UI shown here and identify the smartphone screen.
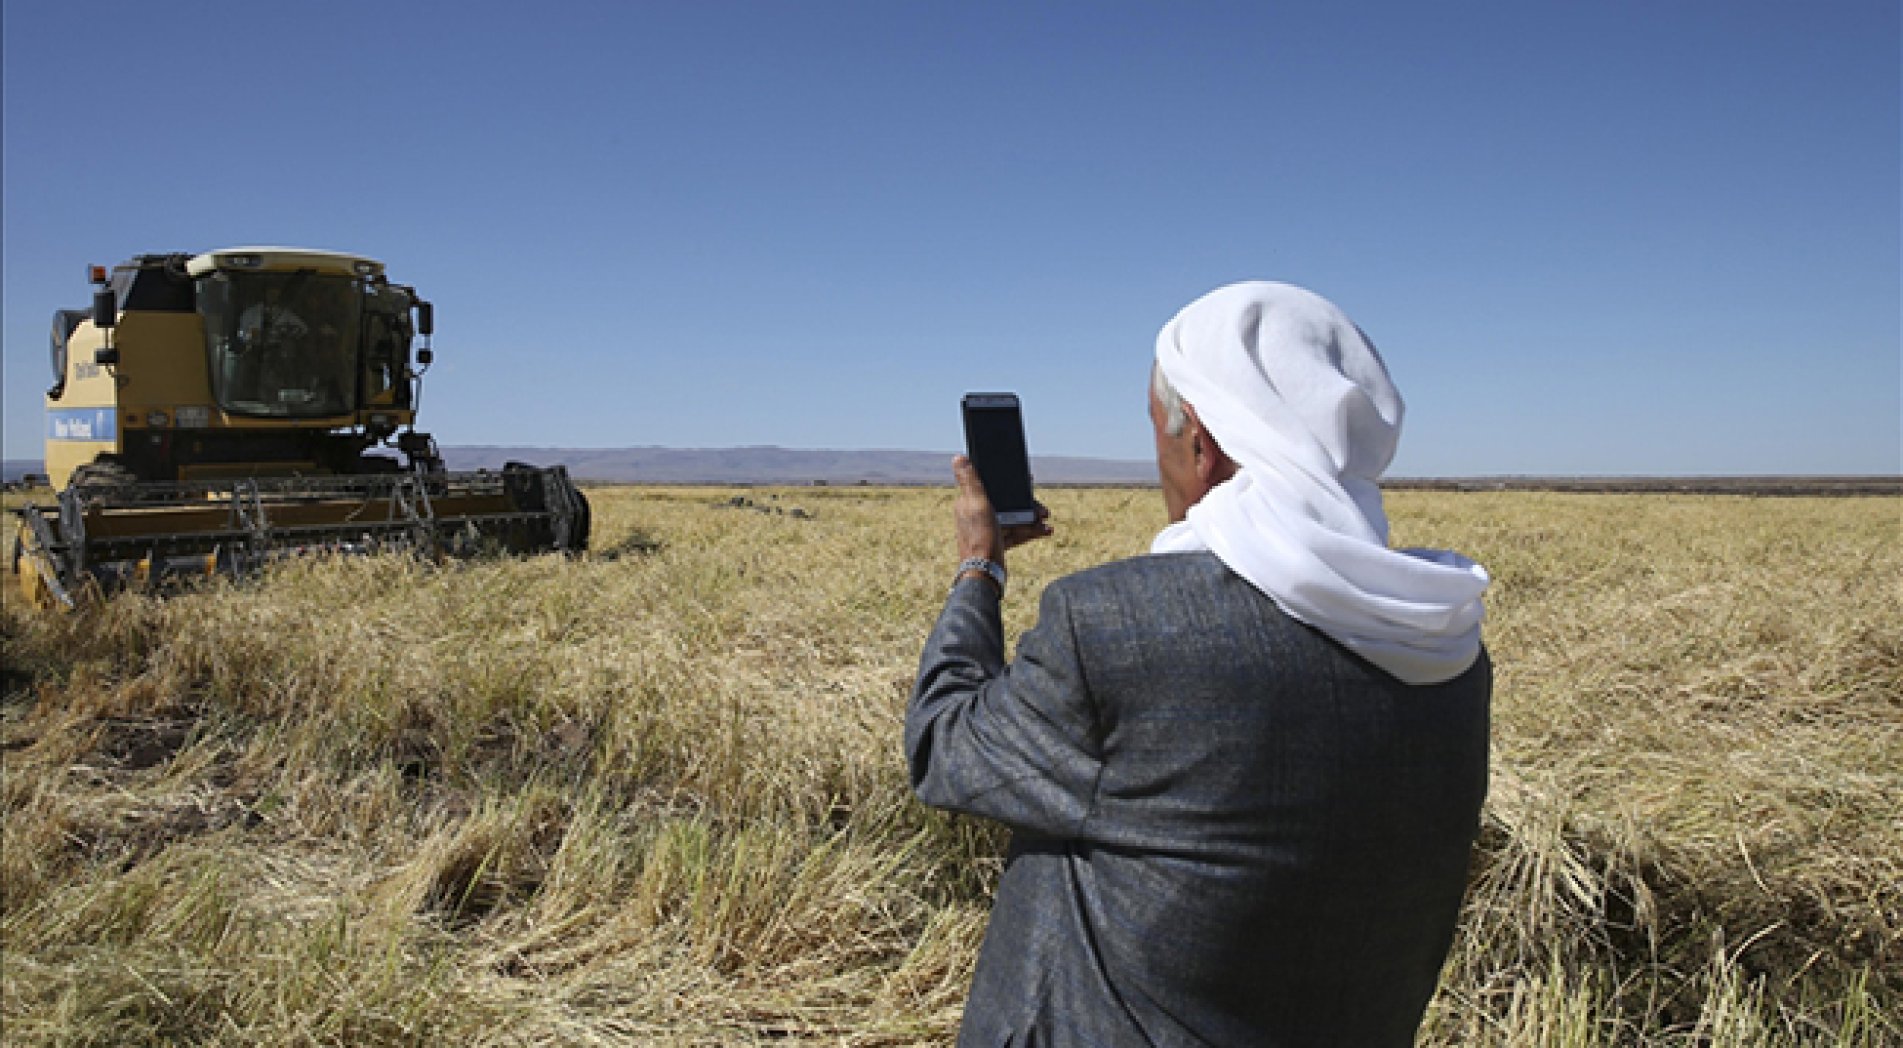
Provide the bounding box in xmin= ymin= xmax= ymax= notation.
xmin=961 ymin=392 xmax=1037 ymax=526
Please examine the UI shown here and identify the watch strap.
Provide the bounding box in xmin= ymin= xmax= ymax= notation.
xmin=955 ymin=556 xmax=1006 ymax=594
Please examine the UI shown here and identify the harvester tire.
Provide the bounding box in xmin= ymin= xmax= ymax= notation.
xmin=573 ymin=489 xmax=592 ymax=554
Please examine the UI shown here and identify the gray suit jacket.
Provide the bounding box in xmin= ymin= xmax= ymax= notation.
xmin=908 ymin=551 xmax=1490 ymax=1047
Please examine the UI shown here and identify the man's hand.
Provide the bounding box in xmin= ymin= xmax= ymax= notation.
xmin=952 ymin=455 xmax=1052 ymax=566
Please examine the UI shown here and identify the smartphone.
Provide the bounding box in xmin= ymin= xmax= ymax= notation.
xmin=961 ymin=392 xmax=1038 ymax=527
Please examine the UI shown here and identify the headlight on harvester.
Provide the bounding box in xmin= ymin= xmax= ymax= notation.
xmin=176 ymin=406 xmax=211 ymax=428
xmin=147 ymin=410 xmax=170 ymax=427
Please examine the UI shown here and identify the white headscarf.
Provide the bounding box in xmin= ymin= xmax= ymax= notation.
xmin=1149 ymin=281 xmax=1489 ymax=684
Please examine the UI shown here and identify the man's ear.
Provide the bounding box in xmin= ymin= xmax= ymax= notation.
xmin=1183 ymin=405 xmax=1234 ymax=484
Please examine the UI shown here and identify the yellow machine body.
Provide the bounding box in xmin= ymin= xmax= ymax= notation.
xmin=44 ymin=247 xmax=420 ymax=490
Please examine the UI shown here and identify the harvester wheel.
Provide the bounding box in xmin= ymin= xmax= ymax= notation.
xmin=10 ymin=527 xmax=60 ymax=610
xmin=572 ymin=490 xmax=592 ymax=554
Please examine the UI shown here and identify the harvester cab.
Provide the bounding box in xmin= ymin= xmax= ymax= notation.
xmin=12 ymin=247 xmax=589 ymax=608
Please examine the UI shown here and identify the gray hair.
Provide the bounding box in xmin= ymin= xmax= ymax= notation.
xmin=1151 ymin=362 xmax=1188 ymax=437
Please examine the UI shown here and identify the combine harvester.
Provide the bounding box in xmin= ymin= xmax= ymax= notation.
xmin=12 ymin=247 xmax=588 ymax=609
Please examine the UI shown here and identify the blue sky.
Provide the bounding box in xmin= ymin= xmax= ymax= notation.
xmin=4 ymin=1 xmax=1897 ymax=475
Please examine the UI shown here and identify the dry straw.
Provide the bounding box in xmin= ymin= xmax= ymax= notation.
xmin=3 ymin=485 xmax=1897 ymax=1045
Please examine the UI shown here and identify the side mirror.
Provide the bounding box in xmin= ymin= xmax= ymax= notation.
xmin=92 ymin=288 xmax=116 ymax=330
xmin=415 ymin=301 xmax=434 ymax=337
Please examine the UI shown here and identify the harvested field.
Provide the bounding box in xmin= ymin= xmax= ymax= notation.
xmin=3 ymin=486 xmax=1898 ymax=1045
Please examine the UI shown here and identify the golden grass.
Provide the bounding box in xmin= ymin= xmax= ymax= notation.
xmin=3 ymin=485 xmax=1898 ymax=1045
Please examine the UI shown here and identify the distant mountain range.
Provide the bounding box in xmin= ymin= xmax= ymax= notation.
xmin=2 ymin=447 xmax=1158 ymax=487
xmin=6 ymin=452 xmax=1895 ymax=495
xmin=441 ymin=446 xmax=1157 ymax=486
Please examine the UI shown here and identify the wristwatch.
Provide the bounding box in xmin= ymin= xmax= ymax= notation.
xmin=955 ymin=556 xmax=1006 ymax=595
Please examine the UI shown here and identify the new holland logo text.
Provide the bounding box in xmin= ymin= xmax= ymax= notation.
xmin=47 ymin=409 xmax=116 ymax=442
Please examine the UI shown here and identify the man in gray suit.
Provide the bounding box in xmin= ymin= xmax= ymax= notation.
xmin=908 ymin=281 xmax=1493 ymax=1046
